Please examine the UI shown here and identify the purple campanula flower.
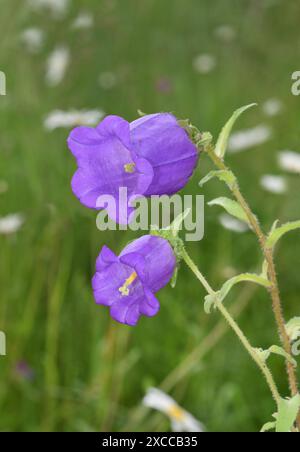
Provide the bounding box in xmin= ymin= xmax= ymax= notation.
xmin=67 ymin=113 xmax=198 ymax=223
xmin=92 ymin=235 xmax=176 ymax=326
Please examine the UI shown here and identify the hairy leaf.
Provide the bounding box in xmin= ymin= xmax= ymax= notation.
xmin=256 ymin=345 xmax=297 ymax=367
xmin=208 ymin=197 xmax=250 ymax=224
xmin=199 ymin=170 xmax=236 ymax=189
xmin=219 ymin=273 xmax=271 ymax=302
xmin=276 ymin=394 xmax=300 ymax=432
xmin=215 ymin=103 xmax=257 ymax=159
xmin=286 ymin=317 xmax=300 ymax=342
xmin=266 ymin=220 xmax=300 ymax=249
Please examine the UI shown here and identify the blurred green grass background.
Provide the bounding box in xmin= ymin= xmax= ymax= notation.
xmin=0 ymin=0 xmax=300 ymax=432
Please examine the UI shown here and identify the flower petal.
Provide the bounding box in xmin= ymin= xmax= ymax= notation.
xmin=95 ymin=245 xmax=118 ymax=272
xmin=139 ymin=288 xmax=160 ymax=317
xmin=96 ymin=115 xmax=131 ymax=149
xmin=119 ymin=252 xmax=148 ymax=281
xmin=110 ymin=297 xmax=141 ymax=326
xmin=121 ymin=235 xmax=176 ymax=292
xmin=130 ymin=113 xmax=198 ymax=195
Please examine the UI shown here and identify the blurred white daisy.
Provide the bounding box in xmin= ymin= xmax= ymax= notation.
xmin=262 ymin=98 xmax=283 ymax=117
xmin=21 ymin=27 xmax=45 ymax=53
xmin=72 ymin=12 xmax=94 ymax=30
xmin=0 ymin=180 xmax=8 ymax=194
xmin=214 ymin=25 xmax=236 ymax=42
xmin=0 ymin=214 xmax=25 ymax=235
xmin=193 ymin=54 xmax=217 ymax=74
xmin=98 ymin=72 xmax=118 ymax=90
xmin=228 ymin=125 xmax=272 ymax=153
xmin=28 ymin=0 xmax=70 ymax=18
xmin=219 ymin=213 xmax=249 ymax=233
xmin=143 ymin=388 xmax=204 ymax=432
xmin=278 ymin=151 xmax=300 ymax=174
xmin=260 ymin=175 xmax=287 ymax=194
xmin=222 ymin=266 xmax=239 ymax=279
xmin=46 ymin=46 xmax=70 ymax=86
xmin=44 ymin=109 xmax=105 ymax=130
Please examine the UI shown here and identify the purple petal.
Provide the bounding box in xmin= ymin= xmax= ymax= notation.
xmin=95 ymin=245 xmax=118 ymax=272
xmin=121 ymin=235 xmax=176 ymax=292
xmin=139 ymin=288 xmax=160 ymax=317
xmin=96 ymin=115 xmax=131 ymax=149
xmin=67 ymin=126 xmax=103 ymax=161
xmin=120 ymin=252 xmax=148 ymax=281
xmin=110 ymin=297 xmax=141 ymax=326
xmin=130 ymin=113 xmax=198 ymax=195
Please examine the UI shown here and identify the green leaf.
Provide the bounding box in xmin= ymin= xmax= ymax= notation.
xmin=276 ymin=394 xmax=300 ymax=432
xmin=266 ymin=220 xmax=300 ymax=249
xmin=204 ymin=273 xmax=270 ymax=314
xmin=286 ymin=317 xmax=300 ymax=342
xmin=269 ymin=346 xmax=297 ymax=367
xmin=170 ymin=209 xmax=191 ymax=237
xmin=215 ymin=103 xmax=257 ymax=159
xmin=170 ymin=266 xmax=179 ymax=289
xmin=137 ymin=109 xmax=147 ymax=117
xmin=204 ymin=293 xmax=219 ymax=314
xmin=219 ymin=273 xmax=271 ymax=302
xmin=256 ymin=345 xmax=297 ymax=367
xmin=151 ymin=209 xmax=190 ymax=239
xmin=199 ymin=170 xmax=236 ymax=189
xmin=260 ymin=421 xmax=276 ymax=433
xmin=208 ymin=197 xmax=250 ymax=224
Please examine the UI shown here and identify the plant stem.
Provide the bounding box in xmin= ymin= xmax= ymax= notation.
xmin=205 ymin=144 xmax=299 ymax=401
xmin=182 ymin=249 xmax=281 ymax=405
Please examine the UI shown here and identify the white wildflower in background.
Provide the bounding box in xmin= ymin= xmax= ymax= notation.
xmin=219 ymin=214 xmax=249 ymax=233
xmin=0 ymin=180 xmax=8 ymax=194
xmin=72 ymin=12 xmax=94 ymax=30
xmin=193 ymin=54 xmax=217 ymax=74
xmin=143 ymin=388 xmax=204 ymax=432
xmin=214 ymin=25 xmax=236 ymax=42
xmin=0 ymin=214 xmax=25 ymax=235
xmin=262 ymin=98 xmax=283 ymax=117
xmin=46 ymin=46 xmax=70 ymax=86
xmin=222 ymin=266 xmax=239 ymax=280
xmin=21 ymin=28 xmax=45 ymax=53
xmin=28 ymin=0 xmax=70 ymax=18
xmin=228 ymin=125 xmax=272 ymax=153
xmin=98 ymin=72 xmax=118 ymax=90
xmin=260 ymin=175 xmax=287 ymax=194
xmin=278 ymin=151 xmax=300 ymax=174
xmin=44 ymin=109 xmax=105 ymax=130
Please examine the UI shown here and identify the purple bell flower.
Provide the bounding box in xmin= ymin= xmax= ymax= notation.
xmin=92 ymin=235 xmax=176 ymax=326
xmin=67 ymin=113 xmax=198 ymax=223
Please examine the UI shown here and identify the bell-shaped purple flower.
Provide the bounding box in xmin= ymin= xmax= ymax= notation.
xmin=67 ymin=113 xmax=198 ymax=223
xmin=92 ymin=235 xmax=176 ymax=326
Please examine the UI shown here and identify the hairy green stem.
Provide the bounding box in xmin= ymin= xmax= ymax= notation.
xmin=182 ymin=249 xmax=281 ymax=405
xmin=205 ymin=144 xmax=299 ymax=405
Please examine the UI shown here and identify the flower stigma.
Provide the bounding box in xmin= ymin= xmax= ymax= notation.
xmin=119 ymin=271 xmax=138 ymax=296
xmin=124 ymin=163 xmax=136 ymax=174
